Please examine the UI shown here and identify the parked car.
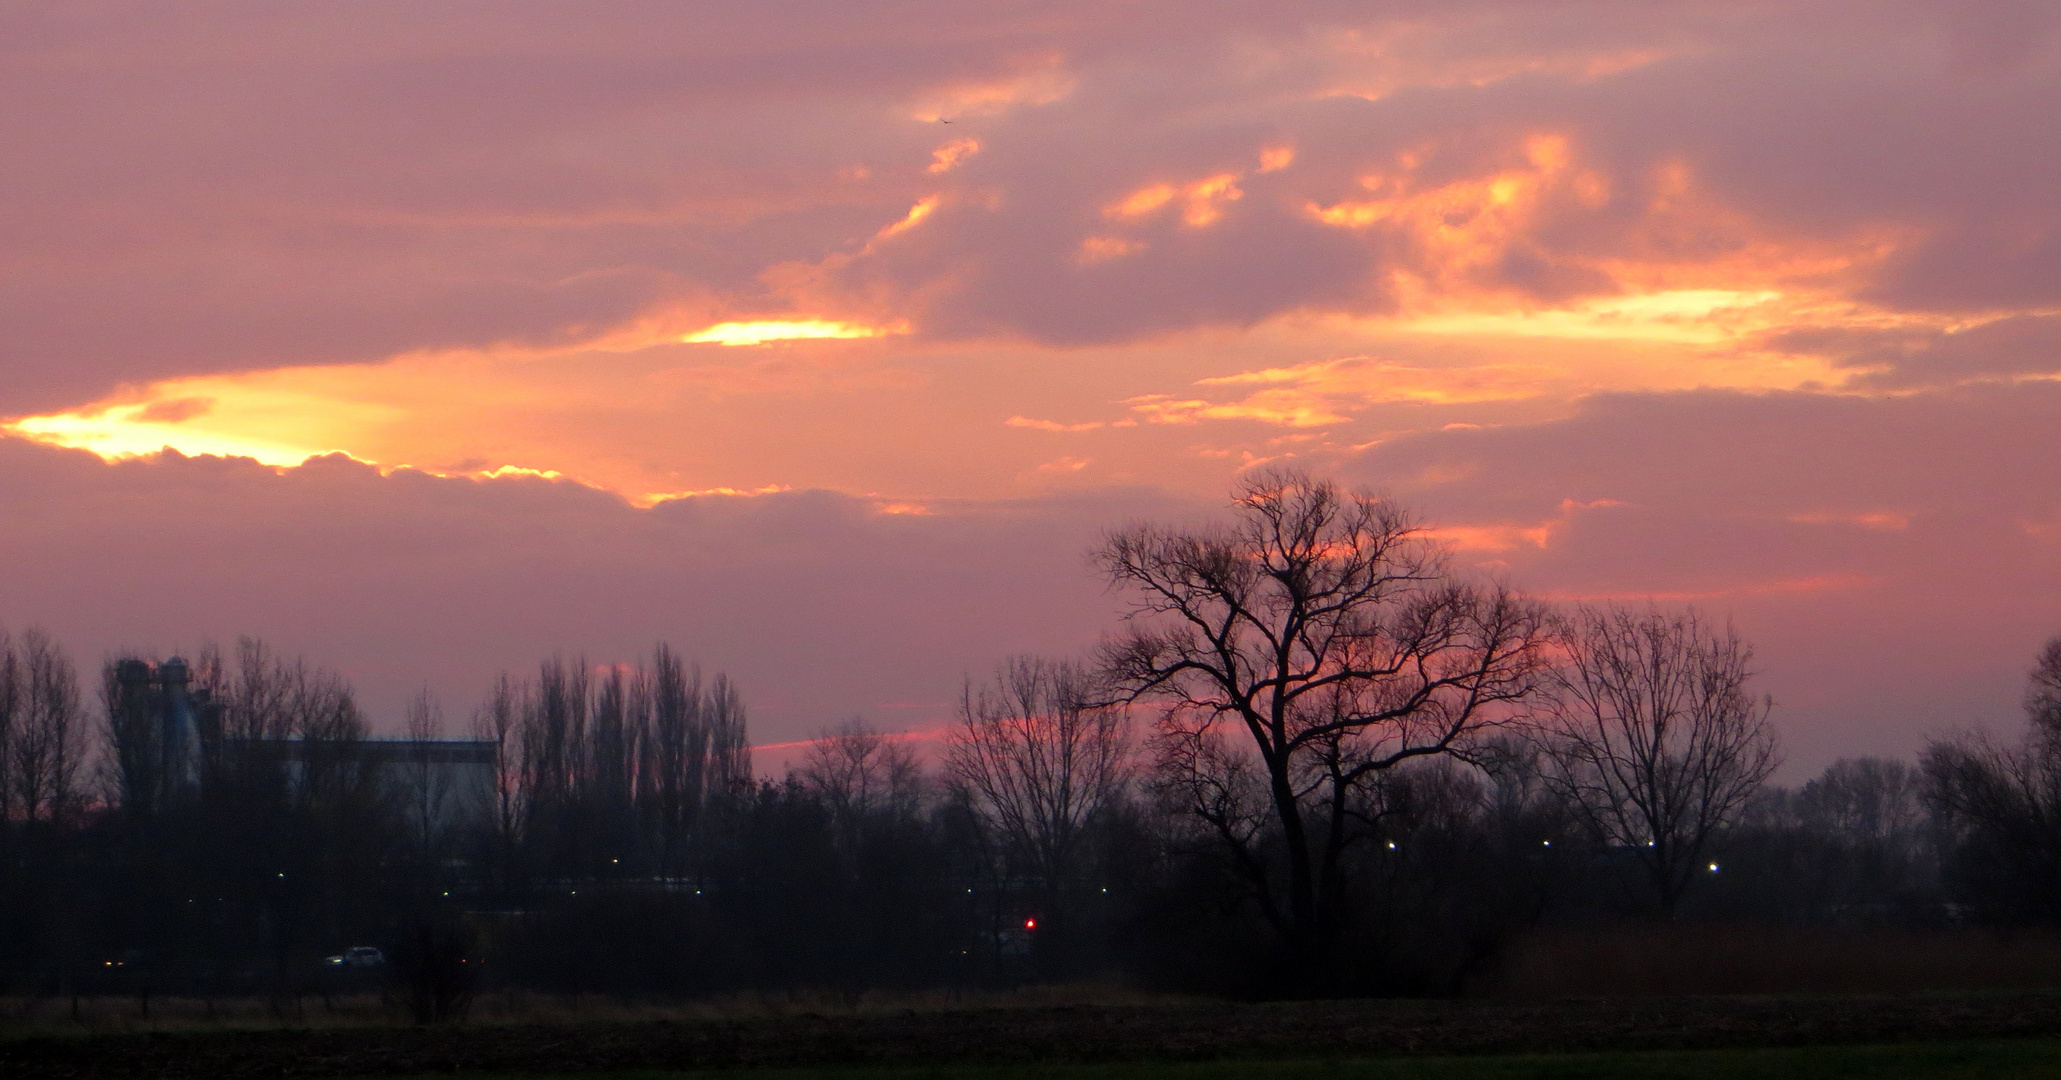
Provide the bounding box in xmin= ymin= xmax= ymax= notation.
xmin=325 ymin=946 xmax=385 ymax=968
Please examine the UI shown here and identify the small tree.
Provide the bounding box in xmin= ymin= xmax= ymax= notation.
xmin=1922 ymin=634 xmax=2061 ymax=923
xmin=947 ymin=657 xmax=1127 ymax=907
xmin=404 ymin=688 xmax=453 ymax=859
xmin=1536 ymin=604 xmax=1778 ymax=917
xmin=799 ymin=717 xmax=924 ymax=851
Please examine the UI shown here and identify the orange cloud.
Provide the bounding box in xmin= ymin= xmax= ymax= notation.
xmin=1314 ymin=21 xmax=1669 ymax=103
xmin=1121 ymin=355 xmax=1552 ymax=430
xmin=1006 ymin=415 xmax=1105 ymax=432
xmin=1077 ymin=235 xmax=1146 ymax=264
xmin=1105 ymin=172 xmax=1244 ymax=228
xmin=1124 ymin=392 xmax=1349 ymax=428
xmin=928 ymin=138 xmax=982 ymax=174
xmin=1428 ymin=498 xmax=1627 ymax=552
xmin=909 ymin=57 xmax=1075 ymax=120
xmin=1788 ymin=510 xmax=1911 ymax=531
xmin=875 ymin=195 xmax=939 ymax=241
xmin=1308 ymin=134 xmax=1586 ymax=287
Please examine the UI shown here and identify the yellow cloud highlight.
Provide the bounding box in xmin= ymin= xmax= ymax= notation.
xmin=0 ymin=355 xmax=823 ymax=511
xmin=643 ymin=484 xmax=793 ymax=508
xmin=876 ymin=195 xmax=939 ymax=240
xmin=1109 ymin=184 xmax=1176 ymax=219
xmin=4 ymin=404 xmax=339 ymax=468
xmin=1393 ymin=289 xmax=1785 ymax=344
xmin=5 ymin=389 xmax=610 ymax=497
xmin=928 ymin=138 xmax=981 ymax=173
xmin=682 ymin=319 xmax=901 ymax=346
xmin=1125 ymin=392 xmax=1351 ymax=428
xmin=1259 ymin=145 xmax=1296 ymax=173
xmin=472 ymin=464 xmax=566 ymax=480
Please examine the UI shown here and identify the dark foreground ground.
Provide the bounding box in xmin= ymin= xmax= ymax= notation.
xmin=9 ymin=993 xmax=2061 ymax=1079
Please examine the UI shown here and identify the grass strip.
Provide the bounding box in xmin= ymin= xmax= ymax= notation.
xmin=383 ymin=1038 xmax=2061 ymax=1080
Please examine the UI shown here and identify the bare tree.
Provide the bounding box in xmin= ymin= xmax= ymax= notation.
xmin=801 ymin=717 xmax=925 ymax=848
xmin=1536 ymin=604 xmax=1779 ymax=917
xmin=641 ymin=647 xmax=703 ymax=872
xmin=471 ymin=673 xmax=525 ymax=872
xmin=404 ymin=687 xmax=453 ymax=857
xmin=11 ymin=629 xmax=82 ymax=825
xmin=1097 ymin=470 xmax=1551 ymax=967
xmin=1923 ymin=730 xmax=2061 ymax=922
xmin=703 ymin=671 xmax=751 ymax=794
xmin=589 ymin=664 xmax=643 ymax=866
xmin=1798 ymin=757 xmax=1924 ymax=845
xmin=226 ymin=636 xmax=300 ymax=742
xmin=479 ymin=645 xmax=752 ymax=878
xmin=948 ymin=658 xmax=1126 ymax=900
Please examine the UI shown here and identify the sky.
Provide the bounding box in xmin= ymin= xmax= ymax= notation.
xmin=3 ymin=1 xmax=2059 ymax=777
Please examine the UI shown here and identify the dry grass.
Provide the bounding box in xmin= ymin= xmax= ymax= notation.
xmin=12 ymin=925 xmax=2061 ymax=1039
xmin=1490 ymin=924 xmax=2061 ymax=997
xmin=16 ymin=994 xmax=2061 ymax=1079
xmin=0 ymin=983 xmax=1198 ymax=1038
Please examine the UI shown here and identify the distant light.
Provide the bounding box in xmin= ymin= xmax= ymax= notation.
xmin=1386 ymin=841 xmax=1397 ymax=850
xmin=1541 ymin=840 xmax=1551 ymax=847
xmin=1709 ymin=862 xmax=1721 ymax=873
xmin=1025 ymin=918 xmax=1036 ymax=930
xmin=612 ymin=858 xmax=619 ymax=864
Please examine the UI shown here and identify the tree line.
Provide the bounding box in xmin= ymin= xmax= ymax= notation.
xmin=1 ymin=469 xmax=2059 ymax=1007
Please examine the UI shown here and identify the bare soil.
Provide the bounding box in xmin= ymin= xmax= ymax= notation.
xmin=9 ymin=992 xmax=2061 ymax=1079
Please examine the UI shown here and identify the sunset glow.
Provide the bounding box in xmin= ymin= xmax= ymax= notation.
xmin=4 ymin=401 xmax=351 ymax=468
xmin=0 ymin=1 xmax=2055 ymax=777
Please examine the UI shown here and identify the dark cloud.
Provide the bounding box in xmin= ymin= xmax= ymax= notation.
xmin=0 ymin=437 xmax=1166 ymax=745
xmin=1764 ymin=314 xmax=2061 ymax=388
xmin=1344 ymin=383 xmax=2061 ymax=768
xmin=10 ymin=2 xmax=2061 ymax=406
